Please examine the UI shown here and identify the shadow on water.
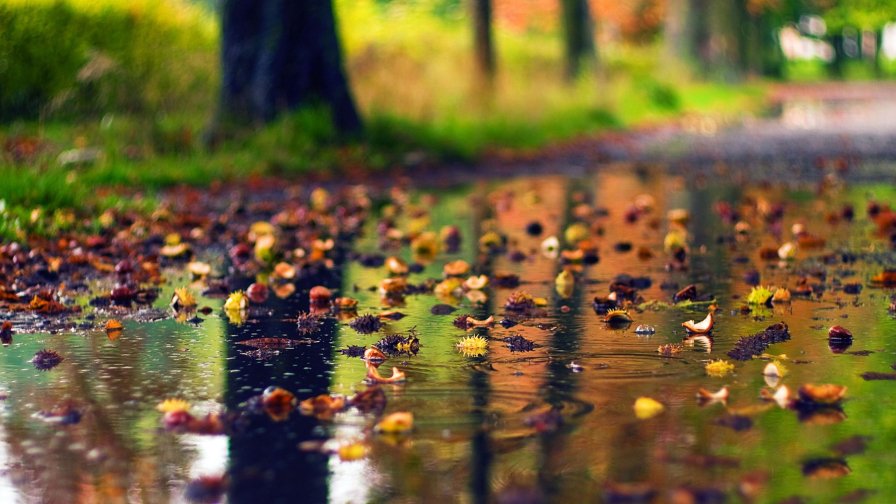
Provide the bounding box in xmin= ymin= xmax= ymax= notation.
xmin=226 ymin=267 xmax=342 ymax=504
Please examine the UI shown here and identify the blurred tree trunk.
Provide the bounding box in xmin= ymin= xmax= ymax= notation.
xmin=472 ymin=0 xmax=495 ymax=80
xmin=560 ymin=0 xmax=596 ymax=79
xmin=665 ymin=0 xmax=771 ymax=79
xmin=212 ymin=0 xmax=361 ymax=140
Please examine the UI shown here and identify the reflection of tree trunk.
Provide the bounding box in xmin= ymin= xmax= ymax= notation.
xmin=472 ymin=0 xmax=495 ymax=81
xmin=538 ymin=179 xmax=588 ymax=495
xmin=667 ymin=0 xmax=770 ymax=79
xmin=226 ymin=269 xmax=341 ymax=503
xmin=560 ymin=0 xmax=596 ymax=79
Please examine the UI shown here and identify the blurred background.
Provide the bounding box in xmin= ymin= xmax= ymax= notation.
xmin=0 ymin=0 xmax=896 ymax=155
xmin=1 ymin=0 xmax=895 ymax=181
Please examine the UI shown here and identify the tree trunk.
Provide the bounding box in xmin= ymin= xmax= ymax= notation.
xmin=560 ymin=0 xmax=596 ymax=80
xmin=472 ymin=0 xmax=495 ymax=80
xmin=214 ymin=0 xmax=361 ymax=139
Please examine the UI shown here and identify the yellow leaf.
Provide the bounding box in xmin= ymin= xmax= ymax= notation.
xmin=634 ymin=397 xmax=664 ymax=419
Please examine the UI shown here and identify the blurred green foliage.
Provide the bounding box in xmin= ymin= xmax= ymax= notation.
xmin=0 ymin=0 xmax=217 ymax=120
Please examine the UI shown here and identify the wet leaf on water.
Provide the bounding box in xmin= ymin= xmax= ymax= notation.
xmin=696 ymin=386 xmax=729 ymax=406
xmin=31 ymin=349 xmax=63 ymax=370
xmin=163 ymin=411 xmax=226 ymax=435
xmin=366 ymin=364 xmax=406 ymax=384
xmin=299 ymin=394 xmax=346 ymax=421
xmin=348 ymin=386 xmax=387 ymax=415
xmin=336 ymin=441 xmax=369 ymax=462
xmin=375 ymin=411 xmax=413 ymax=434
xmin=309 ymin=285 xmax=332 ymax=309
xmin=763 ymin=360 xmax=787 ymax=378
xmin=798 ymin=384 xmax=847 ymax=405
xmin=828 ymin=325 xmax=853 ymax=341
xmin=682 ymin=311 xmax=714 ymax=334
xmin=261 ymin=386 xmax=296 ymax=422
xmin=658 ymin=342 xmax=684 ymax=356
xmin=104 ymin=319 xmax=123 ymax=332
xmin=430 ymin=303 xmax=456 ymax=315
xmin=870 ymin=270 xmax=896 ymax=287
xmin=555 ymin=269 xmax=575 ymax=298
xmin=154 ymin=397 xmax=191 ymax=414
xmin=379 ymin=310 xmax=405 ymax=320
xmin=831 ymin=435 xmax=871 ymax=456
xmin=760 ymin=385 xmax=792 ymax=409
xmin=505 ymin=290 xmax=536 ymax=312
xmin=704 ymin=359 xmax=734 ymax=377
xmin=634 ymin=397 xmax=664 ymax=419
xmin=363 ymin=347 xmax=386 ymax=363
xmin=802 ymin=457 xmax=850 ymax=479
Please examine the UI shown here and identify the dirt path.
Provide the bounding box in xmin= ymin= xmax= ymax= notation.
xmin=465 ymin=82 xmax=896 ymax=183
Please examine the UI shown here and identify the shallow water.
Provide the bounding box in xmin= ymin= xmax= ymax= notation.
xmin=4 ymin=167 xmax=896 ymax=503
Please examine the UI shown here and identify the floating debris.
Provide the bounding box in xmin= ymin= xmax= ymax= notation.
xmin=366 ymin=365 xmax=406 ymax=384
xmin=798 ymin=384 xmax=847 ymax=406
xmin=828 ymin=325 xmax=853 ymax=342
xmin=31 ymin=349 xmax=63 ymax=371
xmin=363 ymin=347 xmax=386 ymax=363
xmin=634 ymin=397 xmax=664 ymax=419
xmin=705 ymin=359 xmax=734 ymax=377
xmin=746 ymin=285 xmax=774 ymax=306
xmin=682 ymin=311 xmax=714 ymax=334
xmin=696 ymin=386 xmax=729 ymax=406
xmin=262 ymin=386 xmax=296 ymax=422
xmin=604 ymin=309 xmax=633 ymax=327
xmin=223 ymin=291 xmax=248 ymax=312
xmin=802 ymin=458 xmax=850 ymax=479
xmin=456 ymin=335 xmax=488 ymax=356
xmin=375 ymin=412 xmax=413 ymax=434
xmin=657 ymin=344 xmax=683 ymax=357
xmin=504 ymin=290 xmax=536 ymax=312
xmin=298 ymin=394 xmax=346 ymax=421
xmin=296 ymin=311 xmax=323 ymax=335
xmin=373 ymin=330 xmax=420 ymax=357
xmin=349 ymin=313 xmax=383 ymax=334
xmin=502 ymin=334 xmax=536 ymax=352
xmin=340 ymin=345 xmax=366 ymax=358
xmin=727 ymin=322 xmax=790 ymax=361
xmin=634 ymin=324 xmax=655 ymax=335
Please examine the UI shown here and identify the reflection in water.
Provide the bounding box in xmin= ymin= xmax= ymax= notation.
xmin=226 ymin=269 xmax=341 ymax=504
xmin=4 ymin=168 xmax=896 ymax=502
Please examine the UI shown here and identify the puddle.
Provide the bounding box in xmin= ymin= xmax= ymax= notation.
xmin=3 ymin=167 xmax=896 ymax=503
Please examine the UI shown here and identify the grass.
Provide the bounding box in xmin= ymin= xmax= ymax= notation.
xmin=0 ymin=0 xmax=769 ymax=241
